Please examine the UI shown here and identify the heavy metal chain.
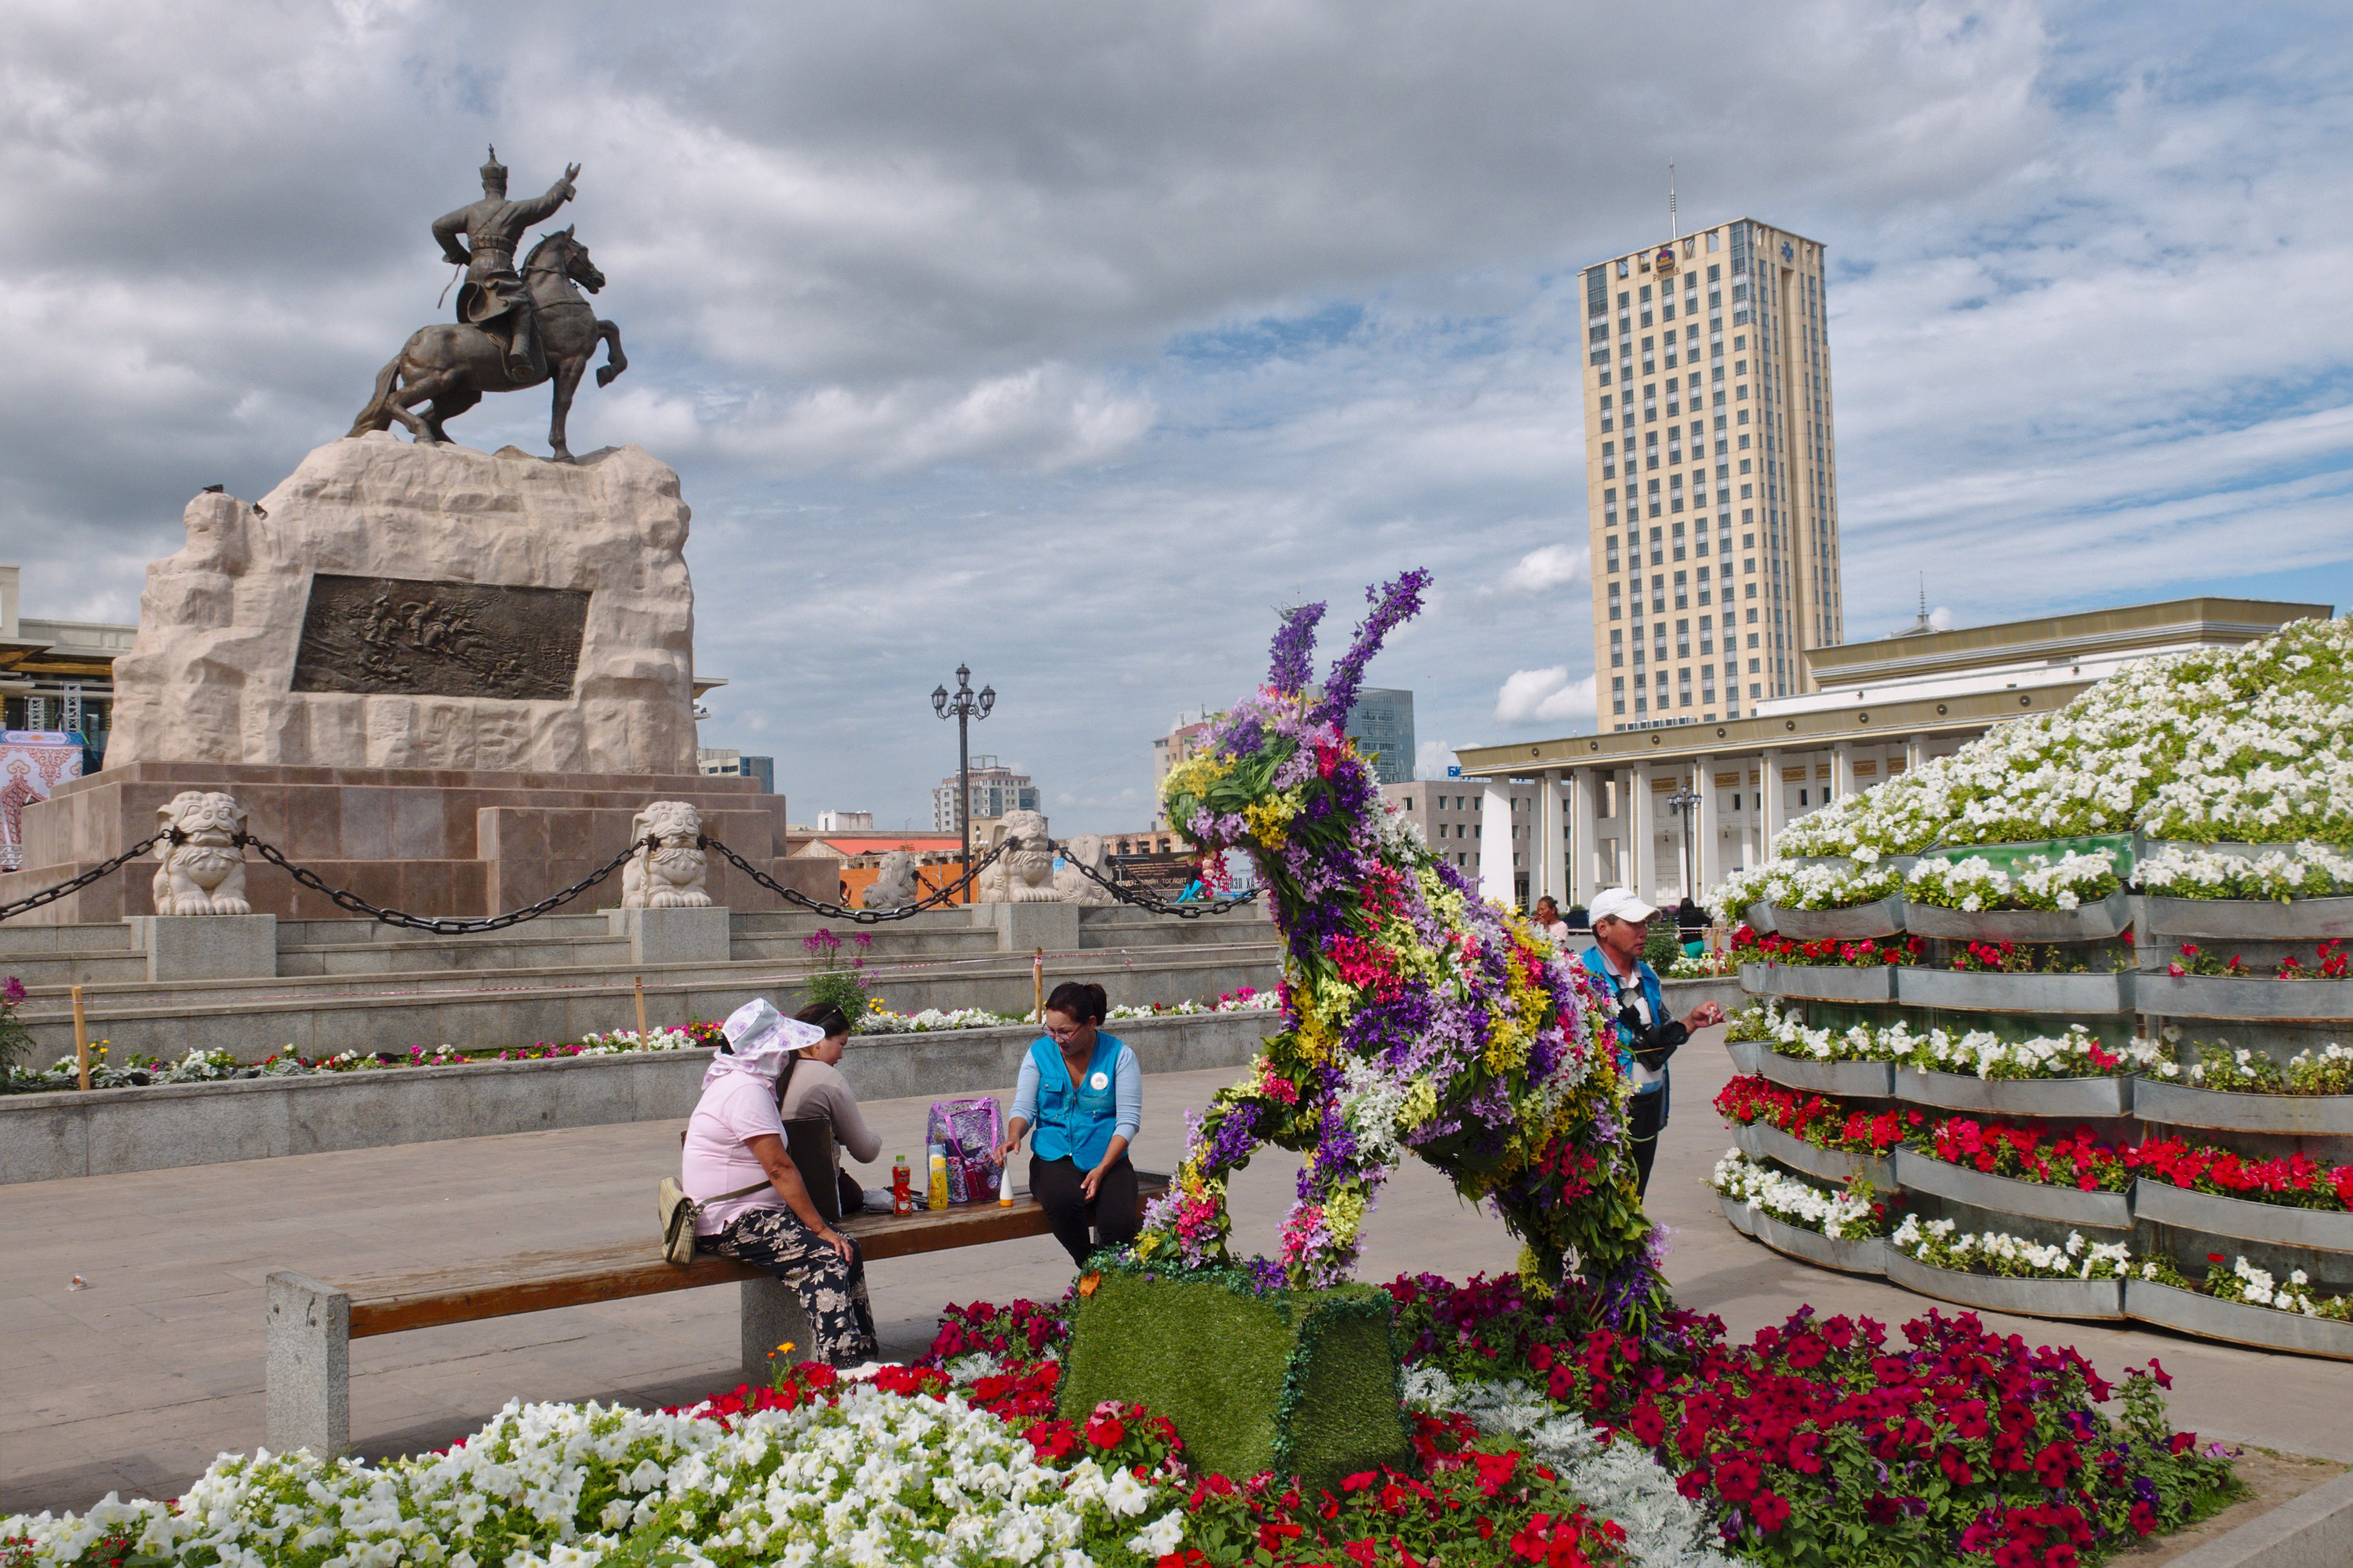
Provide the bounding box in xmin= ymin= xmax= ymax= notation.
xmin=1045 ymin=840 xmax=1260 ymax=918
xmin=235 ymin=833 xmax=655 ymax=935
xmin=0 ymin=831 xmax=171 ymax=924
xmin=696 ymin=833 xmax=1016 ymax=924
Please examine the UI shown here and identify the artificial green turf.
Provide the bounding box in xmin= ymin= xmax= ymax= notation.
xmin=1057 ymin=1268 xmax=1409 ymax=1491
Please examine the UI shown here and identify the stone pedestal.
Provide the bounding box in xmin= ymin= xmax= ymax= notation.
xmin=127 ymin=914 xmax=277 ymax=981
xmin=108 ymin=435 xmax=699 ymax=775
xmin=0 ymin=761 xmax=832 ymax=924
xmin=982 ymin=901 xmax=1081 ymax=955
xmin=609 ymin=905 xmax=733 ymax=966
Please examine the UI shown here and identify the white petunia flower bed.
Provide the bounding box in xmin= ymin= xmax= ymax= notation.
xmin=1709 ymin=1150 xmax=1882 ymax=1239
xmin=1709 ymin=615 xmax=2353 ymax=918
xmin=1 ymin=1386 xmax=1181 ymax=1568
xmin=1748 ymin=1001 xmax=2154 ymax=1080
xmin=1891 ymin=1216 xmax=2133 ymax=1282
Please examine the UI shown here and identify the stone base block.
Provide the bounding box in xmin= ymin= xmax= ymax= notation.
xmin=127 ymin=914 xmax=278 ymax=981
xmin=609 ymin=905 xmax=733 ymax=965
xmin=982 ymin=901 xmax=1081 ymax=955
xmin=0 ymin=761 xmax=830 ymax=923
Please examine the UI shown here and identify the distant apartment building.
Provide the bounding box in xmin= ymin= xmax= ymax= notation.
xmin=1582 ymin=219 xmax=1841 ymax=730
xmin=697 ymin=749 xmax=775 ymax=793
xmin=1151 ymin=712 xmax=1223 ymax=827
xmin=0 ymin=566 xmax=137 ymax=766
xmin=1380 ymin=778 xmax=1570 ymax=907
xmin=932 ymin=755 xmax=1041 ymax=833
xmin=814 ymin=809 xmax=873 ymax=832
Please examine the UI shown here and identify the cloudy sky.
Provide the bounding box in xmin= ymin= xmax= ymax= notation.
xmin=4 ymin=0 xmax=2349 ymax=830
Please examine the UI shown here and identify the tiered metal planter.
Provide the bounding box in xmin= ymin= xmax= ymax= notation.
xmin=1738 ymin=1120 xmax=1895 ymax=1188
xmin=1882 ymin=1251 xmax=2126 ymax=1319
xmin=1755 ymin=1051 xmax=1896 ymax=1099
xmin=1891 ymin=1148 xmax=2131 ymax=1229
xmin=1720 ymin=864 xmax=2353 ymax=1355
xmin=1902 ymin=890 xmax=2135 ymax=943
xmin=2123 ymin=1279 xmax=2353 ymax=1360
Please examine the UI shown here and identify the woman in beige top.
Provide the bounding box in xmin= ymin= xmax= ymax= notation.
xmin=781 ymin=1002 xmax=882 ymax=1211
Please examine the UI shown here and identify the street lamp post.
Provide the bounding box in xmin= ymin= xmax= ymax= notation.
xmin=931 ymin=665 xmax=996 ymax=892
xmin=1665 ymin=782 xmax=1701 ymax=902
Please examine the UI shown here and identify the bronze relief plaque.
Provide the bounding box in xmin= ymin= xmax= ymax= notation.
xmin=290 ymin=574 xmax=590 ymax=700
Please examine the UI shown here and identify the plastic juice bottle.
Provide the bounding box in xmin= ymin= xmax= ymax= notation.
xmin=927 ymin=1146 xmax=950 ymax=1211
xmin=891 ymin=1155 xmax=912 ymax=1215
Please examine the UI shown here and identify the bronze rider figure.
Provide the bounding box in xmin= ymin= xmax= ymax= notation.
xmin=431 ymin=147 xmax=580 ymax=383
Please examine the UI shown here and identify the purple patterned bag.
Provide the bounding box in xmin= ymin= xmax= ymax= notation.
xmin=926 ymin=1096 xmax=1004 ymax=1203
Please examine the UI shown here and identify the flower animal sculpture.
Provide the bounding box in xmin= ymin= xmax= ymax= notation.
xmin=1136 ymin=572 xmax=1663 ymax=1315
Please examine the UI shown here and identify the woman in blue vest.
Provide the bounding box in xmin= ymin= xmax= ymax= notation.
xmin=997 ymin=981 xmax=1143 ymax=1266
xmin=1577 ymin=888 xmax=1724 ymax=1198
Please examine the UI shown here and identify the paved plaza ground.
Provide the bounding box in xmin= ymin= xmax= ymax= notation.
xmin=5 ymin=1028 xmax=2351 ymax=1523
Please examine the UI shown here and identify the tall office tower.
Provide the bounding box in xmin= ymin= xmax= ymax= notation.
xmin=1579 ymin=219 xmax=1842 ymax=731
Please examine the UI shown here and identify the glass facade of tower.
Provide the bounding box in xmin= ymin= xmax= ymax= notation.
xmin=1343 ymin=688 xmax=1416 ymax=786
xmin=1581 ymin=219 xmax=1841 ymax=732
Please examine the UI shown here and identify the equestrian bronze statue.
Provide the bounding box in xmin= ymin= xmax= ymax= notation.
xmin=348 ymin=150 xmax=627 ymax=461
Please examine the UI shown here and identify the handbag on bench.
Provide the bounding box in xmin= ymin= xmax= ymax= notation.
xmin=658 ymin=1174 xmax=772 ymax=1266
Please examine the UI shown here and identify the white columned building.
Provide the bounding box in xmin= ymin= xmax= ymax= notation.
xmin=1464 ymin=598 xmax=2325 ymax=916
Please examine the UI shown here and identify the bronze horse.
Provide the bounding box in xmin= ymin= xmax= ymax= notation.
xmin=348 ymin=228 xmax=626 ymax=461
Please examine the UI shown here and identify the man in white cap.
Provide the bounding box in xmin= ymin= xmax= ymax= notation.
xmin=1577 ymin=888 xmax=1725 ymax=1197
xmin=679 ymin=997 xmax=877 ymax=1365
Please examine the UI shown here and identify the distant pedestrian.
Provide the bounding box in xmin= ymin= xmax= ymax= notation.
xmin=1578 ymin=889 xmax=1725 ymax=1198
xmin=1532 ymin=896 xmax=1570 ymax=946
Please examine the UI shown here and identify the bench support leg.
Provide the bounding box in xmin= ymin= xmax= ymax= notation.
xmin=266 ymin=1271 xmax=350 ymax=1457
xmin=740 ymin=1276 xmax=814 ymax=1383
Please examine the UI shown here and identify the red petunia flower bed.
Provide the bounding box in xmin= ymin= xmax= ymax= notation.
xmin=1716 ymin=1075 xmax=2353 ymax=1209
xmin=910 ymin=1277 xmax=2235 ymax=1568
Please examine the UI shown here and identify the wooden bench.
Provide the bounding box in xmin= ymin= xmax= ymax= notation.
xmin=264 ymin=1168 xmax=1170 ymax=1455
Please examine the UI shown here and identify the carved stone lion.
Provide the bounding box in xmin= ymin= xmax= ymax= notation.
xmin=977 ymin=809 xmax=1060 ymax=903
xmin=1053 ymin=834 xmax=1116 ymax=906
xmin=861 ymin=849 xmax=921 ymax=910
xmin=621 ymin=801 xmax=713 ymax=908
xmin=151 ymin=791 xmax=252 ymax=916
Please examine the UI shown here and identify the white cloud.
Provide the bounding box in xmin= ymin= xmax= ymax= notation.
xmin=1499 ymin=543 xmax=1584 ymax=594
xmin=1493 ymin=668 xmax=1595 ymax=727
xmin=1414 ymin=739 xmax=1459 ymax=779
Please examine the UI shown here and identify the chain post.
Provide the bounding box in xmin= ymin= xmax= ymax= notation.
xmin=71 ymin=984 xmax=89 ymax=1091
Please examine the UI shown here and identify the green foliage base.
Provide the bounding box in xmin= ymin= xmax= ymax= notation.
xmin=1058 ymin=1265 xmax=1409 ymax=1492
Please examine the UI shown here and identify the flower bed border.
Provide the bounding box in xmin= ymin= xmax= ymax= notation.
xmin=1718 ymin=1188 xmax=1759 ymax=1236
xmin=1900 ymin=889 xmax=2135 ymax=944
xmin=2141 ymin=895 xmax=2353 ymax=942
xmin=2130 ymin=1179 xmax=2353 ymax=1253
xmin=1725 ymin=1037 xmax=1767 ymax=1076
xmin=1882 ymin=1249 xmax=2126 ymax=1320
xmin=1891 ymin=1147 xmax=2131 ymax=1229
xmin=1756 ymin=1051 xmax=1896 ymax=1099
xmin=1896 ymin=967 xmax=2136 ymax=1016
xmin=2137 ymin=973 xmax=2353 ymax=1022
xmin=2133 ymin=1079 xmax=2353 ymax=1136
xmin=1764 ymin=895 xmax=1905 ymax=941
xmin=2124 ymin=1278 xmax=2353 ymax=1361
xmin=1890 ymin=1067 xmax=2134 ymax=1119
xmin=1736 ymin=1119 xmax=1896 ymax=1188
xmin=1749 ymin=1206 xmax=1888 ymax=1275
